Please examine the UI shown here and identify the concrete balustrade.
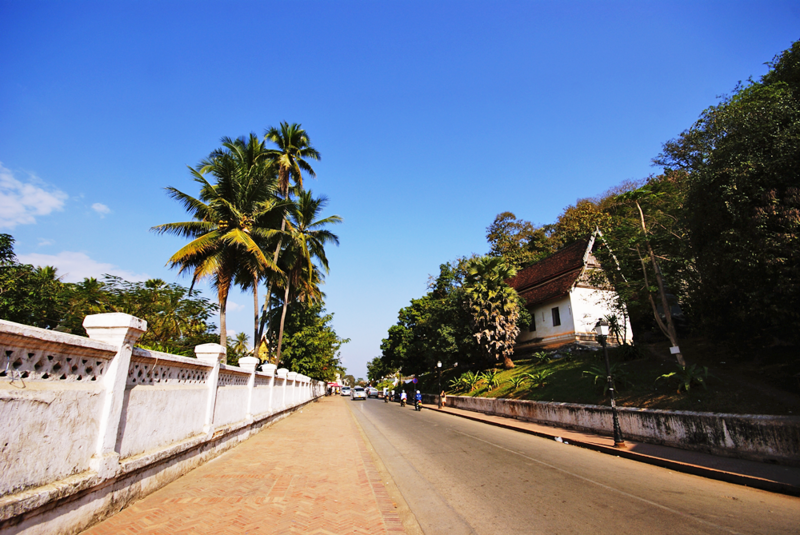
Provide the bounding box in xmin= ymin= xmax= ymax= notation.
xmin=0 ymin=314 xmax=325 ymax=535
xmin=428 ymin=394 xmax=800 ymax=465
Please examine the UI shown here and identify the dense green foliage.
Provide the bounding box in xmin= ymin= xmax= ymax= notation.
xmin=378 ymin=258 xmax=528 ymax=377
xmin=486 ymin=212 xmax=555 ymax=269
xmin=0 ymin=235 xmax=66 ymax=329
xmin=0 ymin=234 xmax=219 ymax=356
xmin=276 ymin=300 xmax=348 ymax=381
xmin=655 ymin=41 xmax=800 ymax=346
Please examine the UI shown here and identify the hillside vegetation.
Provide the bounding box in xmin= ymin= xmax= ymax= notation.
xmin=372 ymin=42 xmax=800 ymax=413
xmin=414 ymin=339 xmax=800 ymax=416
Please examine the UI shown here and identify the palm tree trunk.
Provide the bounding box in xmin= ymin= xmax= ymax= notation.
xmin=257 ymin=217 xmax=287 ymax=344
xmin=218 ymin=280 xmax=231 ymax=349
xmin=253 ymin=273 xmax=260 ymax=360
xmin=275 ymin=277 xmax=291 ymax=365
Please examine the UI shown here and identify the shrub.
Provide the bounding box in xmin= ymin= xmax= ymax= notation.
xmin=523 ymin=370 xmax=553 ymax=388
xmin=481 ymin=369 xmax=501 ymax=391
xmin=509 ymin=375 xmax=527 ymax=390
xmin=656 ymin=364 xmax=716 ymax=393
xmin=461 ymin=371 xmax=482 ymax=392
xmin=582 ymin=363 xmax=631 ymax=395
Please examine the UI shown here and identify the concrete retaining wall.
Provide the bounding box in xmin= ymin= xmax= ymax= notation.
xmin=424 ymin=394 xmax=800 ymax=465
xmin=0 ymin=314 xmax=324 ymax=535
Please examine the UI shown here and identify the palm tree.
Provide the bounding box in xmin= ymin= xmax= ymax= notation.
xmin=274 ymin=190 xmax=341 ymax=364
xmin=258 ymin=123 xmax=321 ymax=349
xmin=232 ymin=331 xmax=250 ymax=360
xmin=463 ymin=256 xmax=521 ymax=369
xmin=152 ymin=134 xmax=284 ymax=346
xmin=264 ymin=122 xmax=321 ymax=196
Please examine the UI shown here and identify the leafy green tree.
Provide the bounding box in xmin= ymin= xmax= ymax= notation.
xmin=655 ymin=41 xmax=800 ymax=346
xmin=366 ymin=356 xmax=393 ymax=383
xmin=278 ymin=300 xmax=348 ymax=381
xmin=486 ymin=212 xmax=555 ymax=269
xmin=1 ymin=236 xmax=221 ymax=355
xmin=98 ymin=275 xmax=219 ymax=356
xmin=0 ymin=234 xmax=67 ymax=329
xmin=552 ymin=199 xmax=613 ymax=247
xmin=380 ymin=262 xmax=480 ymax=377
xmin=462 ymin=256 xmax=522 ymax=369
xmin=152 ymin=134 xmax=284 ymax=346
xmin=611 ymin=178 xmax=694 ymax=365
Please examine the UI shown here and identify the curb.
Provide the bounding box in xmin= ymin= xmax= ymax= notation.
xmin=426 ymin=405 xmax=800 ymax=497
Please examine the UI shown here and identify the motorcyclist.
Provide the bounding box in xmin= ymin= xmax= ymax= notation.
xmin=400 ymin=390 xmax=407 ymax=407
xmin=383 ymin=387 xmax=388 ymax=403
xmin=414 ymin=390 xmax=422 ymax=411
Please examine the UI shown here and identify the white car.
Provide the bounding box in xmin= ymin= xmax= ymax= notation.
xmin=351 ymin=386 xmax=367 ymax=400
xmin=366 ymin=387 xmax=379 ymax=398
xmin=341 ymin=387 xmax=351 ymax=396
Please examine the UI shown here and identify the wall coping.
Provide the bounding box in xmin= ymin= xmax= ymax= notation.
xmin=447 ymin=395 xmax=800 ymax=423
xmin=0 ymin=319 xmax=118 ymax=358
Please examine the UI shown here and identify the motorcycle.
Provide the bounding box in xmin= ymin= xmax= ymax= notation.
xmin=414 ymin=399 xmax=421 ymax=411
xmin=384 ymin=393 xmax=389 ymax=403
xmin=400 ymin=397 xmax=406 ymax=407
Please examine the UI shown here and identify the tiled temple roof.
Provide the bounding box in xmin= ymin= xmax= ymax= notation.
xmin=506 ymin=237 xmax=592 ymax=306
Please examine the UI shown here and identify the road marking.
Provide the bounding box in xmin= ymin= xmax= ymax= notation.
xmin=453 ymin=430 xmax=742 ymax=535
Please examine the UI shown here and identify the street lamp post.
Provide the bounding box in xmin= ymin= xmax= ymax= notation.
xmin=437 ymin=361 xmax=443 ymax=409
xmin=595 ymin=319 xmax=625 ymax=448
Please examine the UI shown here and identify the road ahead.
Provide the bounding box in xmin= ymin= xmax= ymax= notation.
xmin=347 ymin=397 xmax=800 ymax=535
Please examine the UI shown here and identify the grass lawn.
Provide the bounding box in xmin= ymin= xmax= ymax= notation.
xmin=417 ymin=337 xmax=800 ymax=416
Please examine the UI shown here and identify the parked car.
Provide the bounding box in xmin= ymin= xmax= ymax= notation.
xmin=341 ymin=386 xmax=351 ymax=396
xmin=351 ymin=386 xmax=367 ymax=400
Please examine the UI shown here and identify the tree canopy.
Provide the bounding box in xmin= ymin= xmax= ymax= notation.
xmin=0 ymin=234 xmax=220 ymax=356
xmin=655 ymin=41 xmax=800 ymax=346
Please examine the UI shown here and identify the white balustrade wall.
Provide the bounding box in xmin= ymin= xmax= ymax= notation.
xmin=0 ymin=313 xmax=325 ymax=535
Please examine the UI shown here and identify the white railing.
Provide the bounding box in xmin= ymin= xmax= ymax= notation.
xmin=0 ymin=313 xmax=324 ymax=534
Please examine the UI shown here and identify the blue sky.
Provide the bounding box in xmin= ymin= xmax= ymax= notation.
xmin=1 ymin=1 xmax=798 ymax=378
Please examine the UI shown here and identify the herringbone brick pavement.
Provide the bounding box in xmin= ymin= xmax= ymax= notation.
xmin=82 ymin=397 xmax=406 ymax=534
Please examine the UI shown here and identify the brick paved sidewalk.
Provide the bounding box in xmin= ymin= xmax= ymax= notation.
xmin=83 ymin=396 xmax=406 ymax=535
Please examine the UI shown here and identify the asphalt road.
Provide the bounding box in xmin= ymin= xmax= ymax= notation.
xmin=346 ymin=397 xmax=800 ymax=535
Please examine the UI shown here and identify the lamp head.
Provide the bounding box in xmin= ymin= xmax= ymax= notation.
xmin=594 ymin=319 xmax=609 ymax=337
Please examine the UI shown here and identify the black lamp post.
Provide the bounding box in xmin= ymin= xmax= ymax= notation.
xmin=595 ymin=319 xmax=625 ymax=448
xmin=437 ymin=361 xmax=443 ymax=408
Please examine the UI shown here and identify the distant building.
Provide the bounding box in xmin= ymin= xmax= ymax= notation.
xmin=506 ymin=233 xmax=633 ymax=352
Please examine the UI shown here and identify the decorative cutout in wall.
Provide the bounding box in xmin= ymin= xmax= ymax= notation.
xmin=218 ymin=371 xmax=249 ymax=386
xmin=0 ymin=347 xmax=108 ymax=382
xmin=127 ymin=360 xmax=210 ymax=386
